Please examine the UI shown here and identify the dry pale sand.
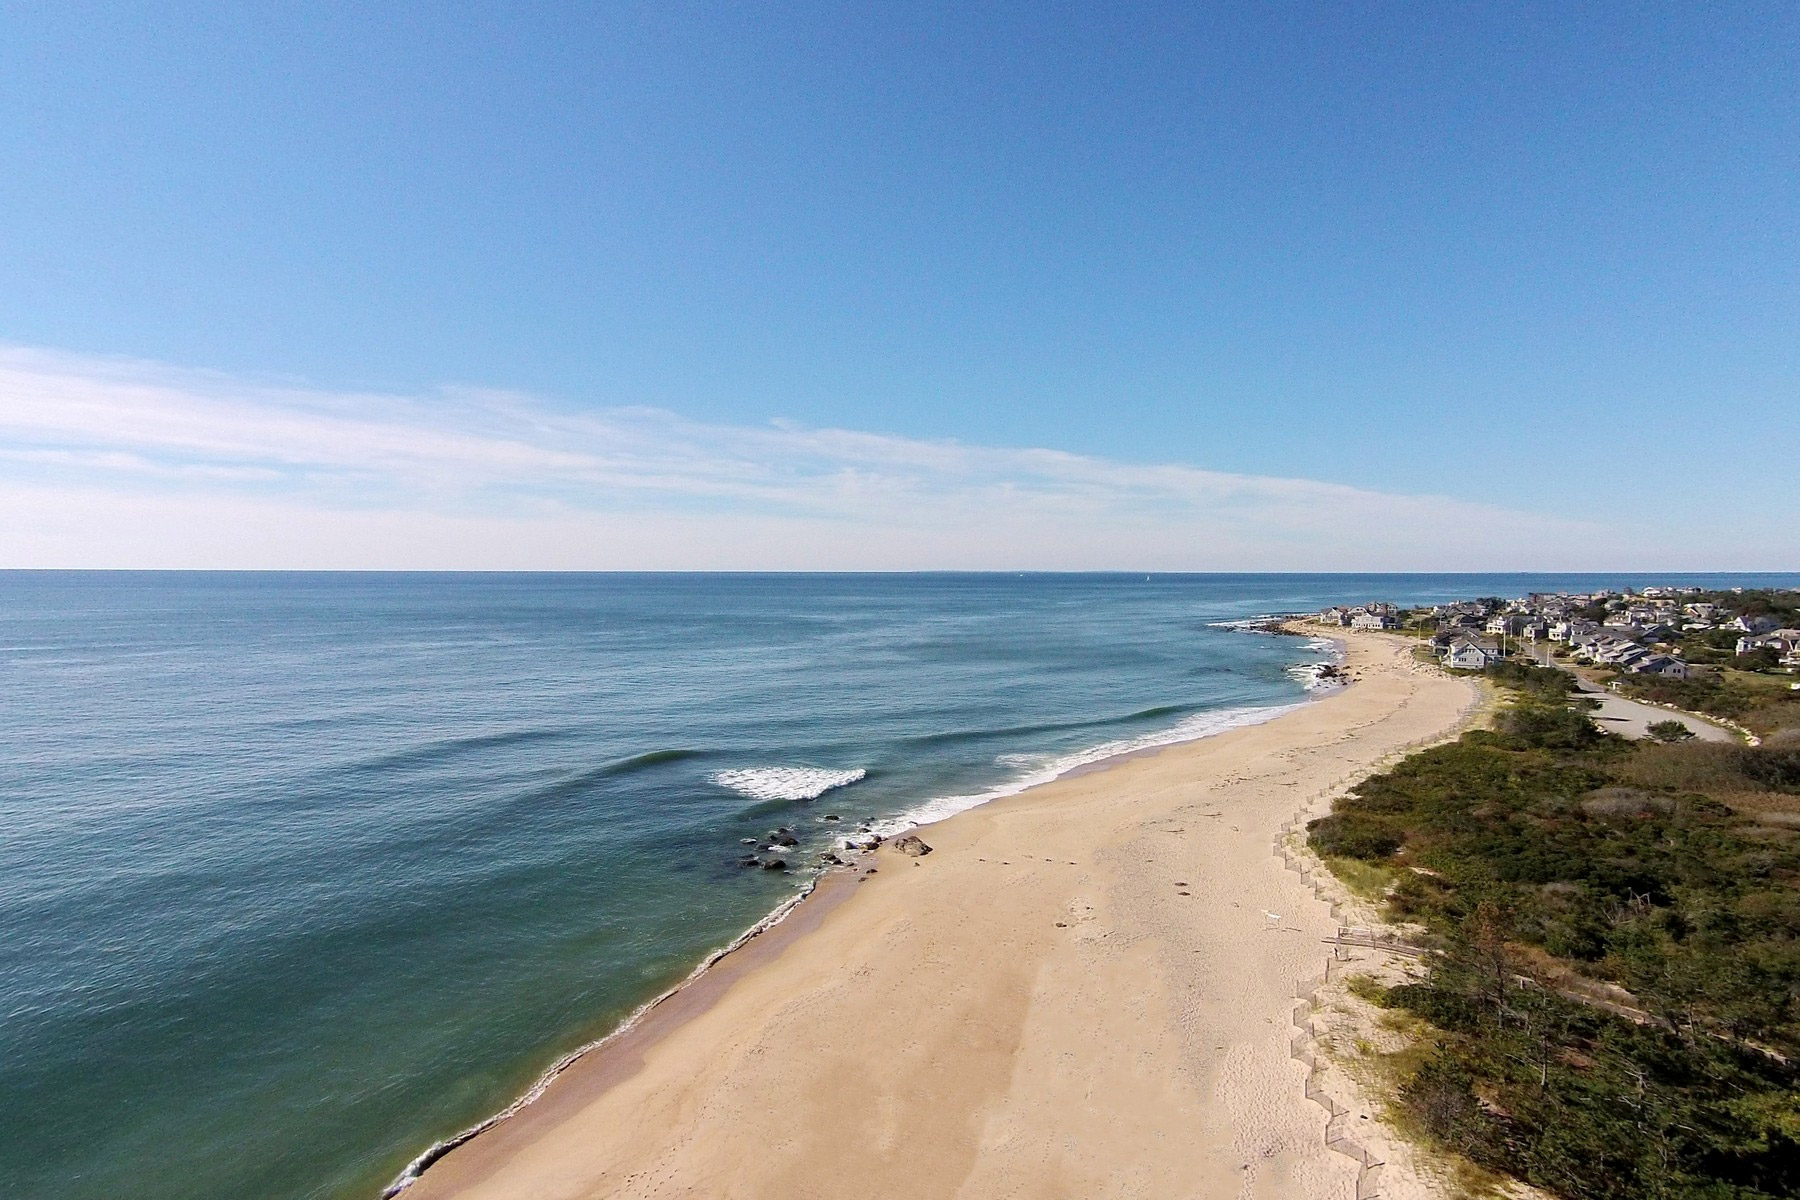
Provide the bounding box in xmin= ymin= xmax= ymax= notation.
xmin=405 ymin=630 xmax=1478 ymax=1200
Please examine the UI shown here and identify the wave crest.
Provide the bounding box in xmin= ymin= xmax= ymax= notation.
xmin=868 ymin=702 xmax=1306 ymax=837
xmin=1287 ymin=636 xmax=1347 ymax=691
xmin=711 ymin=766 xmax=867 ymax=802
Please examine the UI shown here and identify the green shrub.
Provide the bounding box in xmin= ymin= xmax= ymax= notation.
xmin=1498 ymin=703 xmax=1605 ymax=750
xmin=1311 ymin=723 xmax=1800 ymax=1197
xmin=1307 ymin=812 xmax=1403 ymax=859
xmin=1487 ymin=658 xmax=1582 ymax=699
xmin=1737 ymin=647 xmax=1783 ymax=672
xmin=1618 ymin=673 xmax=1754 ymax=719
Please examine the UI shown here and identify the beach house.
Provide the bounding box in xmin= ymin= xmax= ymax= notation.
xmin=1441 ymin=637 xmax=1496 ymax=671
xmin=1630 ymin=655 xmax=1690 ymax=679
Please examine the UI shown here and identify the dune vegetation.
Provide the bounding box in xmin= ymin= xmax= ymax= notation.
xmin=1311 ymin=662 xmax=1800 ymax=1199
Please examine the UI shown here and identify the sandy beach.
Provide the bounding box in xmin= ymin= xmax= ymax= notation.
xmin=404 ymin=629 xmax=1479 ymax=1200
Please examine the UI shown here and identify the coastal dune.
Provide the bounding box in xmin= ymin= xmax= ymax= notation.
xmin=405 ymin=631 xmax=1476 ymax=1200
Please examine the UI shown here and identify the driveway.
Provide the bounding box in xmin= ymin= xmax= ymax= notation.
xmin=1582 ymin=688 xmax=1737 ymax=742
xmin=1523 ymin=645 xmax=1738 ymax=743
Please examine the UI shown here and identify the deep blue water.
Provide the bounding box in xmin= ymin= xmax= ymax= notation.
xmin=3 ymin=571 xmax=1795 ymax=1200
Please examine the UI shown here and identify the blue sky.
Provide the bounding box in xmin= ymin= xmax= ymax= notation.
xmin=1 ymin=3 xmax=1795 ymax=568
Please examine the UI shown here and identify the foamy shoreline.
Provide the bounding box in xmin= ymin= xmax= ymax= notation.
xmin=403 ymin=628 xmax=1446 ymax=1200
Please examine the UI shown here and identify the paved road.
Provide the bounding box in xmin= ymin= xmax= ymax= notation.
xmin=1523 ymin=644 xmax=1738 ymax=743
xmin=1582 ymin=687 xmax=1737 ymax=742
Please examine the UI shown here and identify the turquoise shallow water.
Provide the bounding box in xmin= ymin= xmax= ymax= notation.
xmin=4 ymin=571 xmax=1795 ymax=1200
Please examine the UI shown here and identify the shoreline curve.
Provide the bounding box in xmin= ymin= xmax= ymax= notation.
xmin=400 ymin=629 xmax=1455 ymax=1200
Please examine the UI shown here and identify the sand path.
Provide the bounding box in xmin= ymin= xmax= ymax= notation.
xmin=405 ymin=631 xmax=1475 ymax=1200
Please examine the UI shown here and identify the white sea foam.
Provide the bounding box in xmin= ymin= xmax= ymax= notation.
xmin=1206 ymin=617 xmax=1344 ymax=691
xmin=1287 ymin=636 xmax=1348 ymax=691
xmin=868 ymin=701 xmax=1308 ymax=837
xmin=1287 ymin=663 xmax=1338 ymax=691
xmin=711 ymin=766 xmax=867 ymax=802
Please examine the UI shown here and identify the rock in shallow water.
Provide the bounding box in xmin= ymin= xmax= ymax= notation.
xmin=759 ymin=857 xmax=788 ymax=870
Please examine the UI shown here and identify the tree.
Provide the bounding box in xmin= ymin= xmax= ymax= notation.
xmin=1647 ymin=720 xmax=1696 ymax=743
xmin=1736 ymin=647 xmax=1781 ymax=672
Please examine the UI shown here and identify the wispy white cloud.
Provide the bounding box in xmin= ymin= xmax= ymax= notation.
xmin=0 ymin=343 xmax=1743 ymax=570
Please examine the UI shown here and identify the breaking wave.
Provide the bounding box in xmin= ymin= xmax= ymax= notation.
xmin=869 ymin=700 xmax=1306 ymax=837
xmin=711 ymin=766 xmax=868 ymax=802
xmin=1286 ymin=636 xmax=1346 ymax=691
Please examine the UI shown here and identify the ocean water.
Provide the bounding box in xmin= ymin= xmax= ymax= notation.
xmin=4 ymin=571 xmax=1794 ymax=1200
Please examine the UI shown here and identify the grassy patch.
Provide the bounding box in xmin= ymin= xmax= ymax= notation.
xmin=1325 ymin=855 xmax=1398 ymax=902
xmin=1721 ymin=669 xmax=1799 ymax=697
